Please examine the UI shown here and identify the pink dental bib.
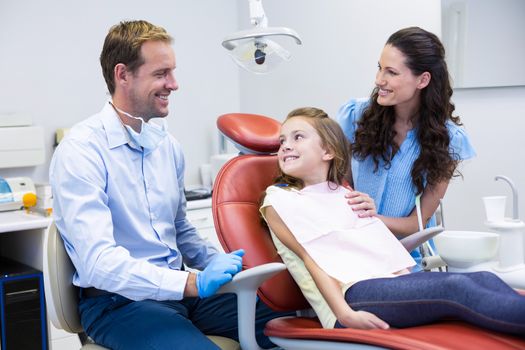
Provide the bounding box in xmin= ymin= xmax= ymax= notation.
xmin=266 ymin=182 xmax=415 ymax=283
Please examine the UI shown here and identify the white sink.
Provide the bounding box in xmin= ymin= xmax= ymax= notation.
xmin=434 ymin=231 xmax=499 ymax=268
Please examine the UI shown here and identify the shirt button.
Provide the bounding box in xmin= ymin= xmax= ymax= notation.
xmin=151 ymin=213 xmax=157 ymax=220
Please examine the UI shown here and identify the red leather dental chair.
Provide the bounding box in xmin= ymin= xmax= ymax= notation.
xmin=212 ymin=113 xmax=525 ymax=350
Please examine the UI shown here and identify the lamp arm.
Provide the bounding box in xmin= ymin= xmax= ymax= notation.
xmin=249 ymin=0 xmax=268 ymax=27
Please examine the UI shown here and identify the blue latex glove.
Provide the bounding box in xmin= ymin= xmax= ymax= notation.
xmin=196 ymin=249 xmax=245 ymax=298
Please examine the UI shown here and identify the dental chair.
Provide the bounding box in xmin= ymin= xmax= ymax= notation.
xmin=212 ymin=112 xmax=525 ymax=350
xmin=43 ymin=222 xmax=242 ymax=350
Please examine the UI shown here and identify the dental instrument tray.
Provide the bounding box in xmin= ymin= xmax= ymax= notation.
xmin=0 ymin=177 xmax=36 ymax=212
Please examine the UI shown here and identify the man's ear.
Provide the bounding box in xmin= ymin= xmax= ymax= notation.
xmin=417 ymin=71 xmax=431 ymax=89
xmin=114 ymin=63 xmax=129 ymax=87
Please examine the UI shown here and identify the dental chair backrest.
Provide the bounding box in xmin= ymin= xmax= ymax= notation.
xmin=213 ymin=113 xmax=309 ymax=311
xmin=44 ymin=222 xmax=110 ymax=349
xmin=44 ymin=222 xmax=84 ymax=334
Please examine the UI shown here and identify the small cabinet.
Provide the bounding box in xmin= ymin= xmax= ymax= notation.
xmin=0 ymin=211 xmax=81 ymax=349
xmin=186 ymin=198 xmax=224 ymax=253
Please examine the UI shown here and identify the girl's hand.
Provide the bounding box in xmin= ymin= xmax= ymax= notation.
xmin=345 ymin=191 xmax=377 ymax=217
xmin=338 ymin=310 xmax=390 ymax=330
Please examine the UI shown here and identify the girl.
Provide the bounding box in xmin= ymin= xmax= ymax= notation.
xmin=260 ymin=107 xmax=524 ymax=334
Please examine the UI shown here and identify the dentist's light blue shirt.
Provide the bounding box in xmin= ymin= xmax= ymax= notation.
xmin=50 ymin=101 xmax=218 ymax=301
xmin=337 ymin=98 xmax=476 ymax=267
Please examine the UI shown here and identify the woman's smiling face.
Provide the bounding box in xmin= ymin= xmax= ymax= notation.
xmin=375 ymin=44 xmax=428 ymax=114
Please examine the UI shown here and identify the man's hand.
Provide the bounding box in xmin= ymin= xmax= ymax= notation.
xmin=196 ymin=249 xmax=245 ymax=298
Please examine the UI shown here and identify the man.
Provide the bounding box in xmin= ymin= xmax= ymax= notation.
xmin=50 ymin=20 xmax=285 ymax=349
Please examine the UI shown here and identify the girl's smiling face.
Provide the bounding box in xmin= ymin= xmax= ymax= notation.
xmin=278 ymin=117 xmax=333 ymax=187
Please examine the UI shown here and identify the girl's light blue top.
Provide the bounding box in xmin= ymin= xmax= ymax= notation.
xmin=336 ymin=98 xmax=476 ymax=268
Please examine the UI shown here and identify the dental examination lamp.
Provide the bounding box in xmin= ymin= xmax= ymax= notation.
xmin=222 ymin=0 xmax=302 ymax=74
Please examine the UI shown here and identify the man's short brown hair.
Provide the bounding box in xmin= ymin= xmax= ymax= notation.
xmin=100 ymin=20 xmax=172 ymax=95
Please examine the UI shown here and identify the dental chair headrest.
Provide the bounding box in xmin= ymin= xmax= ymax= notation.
xmin=217 ymin=113 xmax=281 ymax=154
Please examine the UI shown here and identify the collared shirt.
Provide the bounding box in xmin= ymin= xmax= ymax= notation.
xmin=50 ymin=101 xmax=218 ymax=301
xmin=336 ymin=98 xmax=476 ymax=265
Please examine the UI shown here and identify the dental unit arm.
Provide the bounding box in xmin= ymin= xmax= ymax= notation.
xmin=410 ymin=195 xmax=447 ymax=271
xmin=400 ymin=226 xmax=444 ymax=253
xmin=221 ymin=0 xmax=302 ymax=50
xmin=400 ymin=199 xmax=445 ymax=252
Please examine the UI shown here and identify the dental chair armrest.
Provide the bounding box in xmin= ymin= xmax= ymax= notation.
xmin=218 ymin=262 xmax=287 ymax=294
xmin=400 ymin=226 xmax=444 ymax=252
xmin=217 ymin=262 xmax=287 ymax=350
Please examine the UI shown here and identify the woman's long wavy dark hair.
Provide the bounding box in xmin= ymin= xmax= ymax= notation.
xmin=352 ymin=27 xmax=462 ymax=194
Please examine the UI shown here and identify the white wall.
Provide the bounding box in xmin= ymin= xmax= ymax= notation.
xmin=447 ymin=87 xmax=525 ymax=230
xmin=0 ymin=0 xmax=241 ymax=185
xmin=236 ymin=0 xmax=441 ymax=118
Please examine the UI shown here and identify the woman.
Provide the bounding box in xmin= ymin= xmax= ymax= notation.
xmin=337 ymin=27 xmax=475 ymax=267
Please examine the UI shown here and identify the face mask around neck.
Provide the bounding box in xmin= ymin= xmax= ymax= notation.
xmin=114 ymin=106 xmax=168 ymax=154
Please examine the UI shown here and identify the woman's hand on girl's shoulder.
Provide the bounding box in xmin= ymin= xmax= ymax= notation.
xmin=338 ymin=310 xmax=390 ymax=330
xmin=345 ymin=190 xmax=377 ymax=217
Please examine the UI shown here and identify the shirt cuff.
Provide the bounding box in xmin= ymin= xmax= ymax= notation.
xmin=157 ymin=269 xmax=190 ymax=300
